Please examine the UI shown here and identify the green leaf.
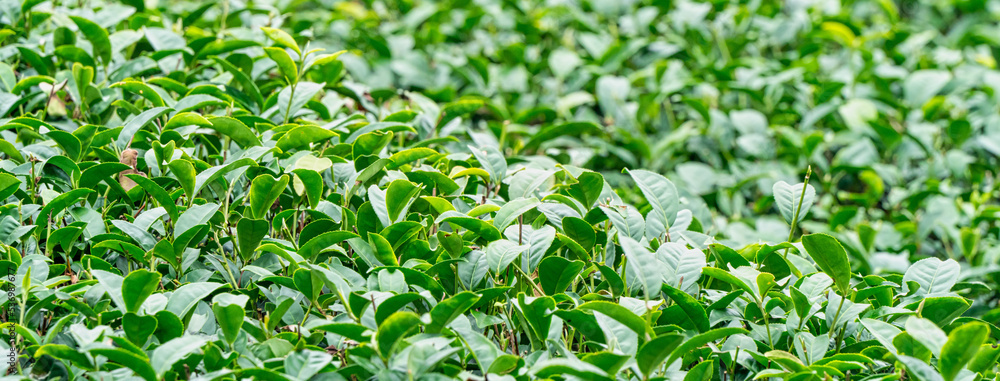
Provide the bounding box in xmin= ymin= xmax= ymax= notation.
xmin=903 ymin=258 xmax=961 ymax=298
xmin=765 ymin=350 xmax=808 ymax=372
xmin=210 ymin=57 xmax=265 ymax=108
xmin=12 ymin=75 xmax=53 ymax=94
xmin=909 ymin=296 xmax=970 ymax=326
xmin=468 ymin=145 xmax=507 ymax=182
xmin=14 ymin=47 xmax=49 ymax=76
xmin=968 ymin=343 xmax=1000 ymax=373
xmin=939 ymin=322 xmax=989 ymax=381
xmin=636 ymin=333 xmax=684 ymax=378
xmin=485 ymin=239 xmax=528 ymax=274
xmin=790 ymin=286 xmax=811 ymax=321
xmin=620 ymin=236 xmax=661 ymax=297
xmin=311 ymin=323 xmax=372 ymax=342
xmin=153 ymin=311 xmax=183 ymax=343
xmin=801 ymin=233 xmax=852 ymax=295
xmin=261 ymin=27 xmax=300 ymax=54
xmin=151 ymin=336 xmax=209 ymax=377
xmin=117 ymin=106 xmax=172 ymax=149
xmin=164 ymin=282 xmax=226 ymax=319
xmin=79 ymin=162 xmax=131 ymax=190
xmin=275 ymin=125 xmax=337 ymax=152
xmin=387 ymin=147 xmax=438 ymax=169
xmin=353 ymin=130 xmax=394 ymax=157
xmin=123 ymin=313 xmax=157 ymax=347
xmin=684 ymin=361 xmax=714 ymax=381
xmin=196 ymin=39 xmax=260 ymax=60
xmin=122 ymin=269 xmax=161 ymax=314
xmin=562 ymin=217 xmax=596 ymax=251
xmin=0 ymin=173 xmax=22 ymax=201
xmin=112 ymin=81 xmax=166 ymax=108
xmin=291 ymin=169 xmax=323 ymax=208
xmin=599 ymin=204 xmax=645 ymax=242
xmin=702 ymin=267 xmax=756 ymax=298
xmin=273 ymin=81 xmax=324 ymax=122
xmin=661 ymin=284 xmax=709 ymax=333
xmin=897 ymin=355 xmax=945 ymax=381
xmin=568 ymin=172 xmax=604 ymax=209
xmin=264 ymin=47 xmax=298 ymax=83
xmin=292 ymin=268 xmax=324 ymax=303
xmin=237 ymin=218 xmax=268 ymax=261
xmin=772 ymin=180 xmax=816 ymax=225
xmin=576 ymin=301 xmax=653 ymax=340
xmin=212 ymin=293 xmax=249 ymax=345
xmin=598 ymin=264 xmax=626 ymax=298
xmin=192 ymin=158 xmax=257 ymax=196
xmin=517 ymin=294 xmax=557 ymax=346
xmin=150 ymin=239 xmax=178 ymax=270
xmin=860 ymin=318 xmax=902 ymax=353
xmin=37 ymin=344 xmax=94 ymax=370
xmin=668 ymin=327 xmax=749 ymax=366
xmin=626 ymin=169 xmax=679 ymax=238
xmin=439 ymin=99 xmax=484 ymax=127
xmin=174 ymin=203 xmax=219 ymax=238
xmin=299 ymin=231 xmax=360 ymax=259
xmin=168 ymin=160 xmax=197 ymax=204
xmin=437 ymin=211 xmax=502 ymax=241
xmin=904 ymin=70 xmax=951 ymax=107
xmin=0 ymin=139 xmax=24 ymax=163
xmin=537 ymin=256 xmax=584 ymax=296
xmin=126 ymin=175 xmax=178 ymax=222
xmin=90 ymin=347 xmax=155 ymax=381
xmin=248 ymin=174 xmax=289 ymax=220
xmin=385 ymin=179 xmax=421 ymax=224
xmin=494 ymin=197 xmax=540 ymax=232
xmin=368 ymin=232 xmax=398 ymax=266
xmin=284 ymin=351 xmax=333 ymax=381
xmin=904 ymin=317 xmax=947 ymax=358
xmin=266 ymin=298 xmax=296 ymax=332
xmin=205 ymin=116 xmax=262 ymax=147
xmin=377 ymin=311 xmax=422 ymax=359
xmin=426 ymin=291 xmax=480 ymax=333
xmin=69 ymin=16 xmax=111 ymax=64
xmin=37 ymin=189 xmax=95 ymax=227
xmin=46 ymin=130 xmax=81 ymax=161
xmin=92 ymin=270 xmax=126 ymax=312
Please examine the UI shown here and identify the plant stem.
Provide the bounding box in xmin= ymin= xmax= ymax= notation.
xmin=829 ymin=292 xmax=847 ymax=339
xmin=783 ymin=165 xmax=813 ymax=259
xmin=513 ymin=265 xmax=544 ymax=296
xmin=283 ymin=82 xmax=296 ymax=124
xmin=761 ymin=300 xmax=774 ymax=349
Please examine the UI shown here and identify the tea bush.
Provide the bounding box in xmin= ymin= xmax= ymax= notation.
xmin=0 ymin=0 xmax=998 ymax=380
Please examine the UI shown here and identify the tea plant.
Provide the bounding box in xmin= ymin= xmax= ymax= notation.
xmin=0 ymin=0 xmax=998 ymax=380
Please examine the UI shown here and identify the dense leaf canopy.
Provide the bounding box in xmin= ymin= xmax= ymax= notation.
xmin=0 ymin=0 xmax=999 ymax=380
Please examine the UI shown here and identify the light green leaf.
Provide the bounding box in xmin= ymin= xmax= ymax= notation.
xmin=940 ymin=322 xmax=989 ymax=381
xmin=264 ymin=47 xmax=298 ymax=83
xmin=150 ymin=336 xmax=209 ymax=377
xmin=174 ymin=203 xmax=219 ymax=238
xmin=164 ymin=282 xmax=225 ymax=319
xmin=772 ymin=180 xmax=816 ymax=225
xmin=261 ymin=27 xmax=300 ymax=54
xmin=904 ymin=317 xmax=948 ymax=358
xmin=627 ymin=169 xmax=679 ymax=238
